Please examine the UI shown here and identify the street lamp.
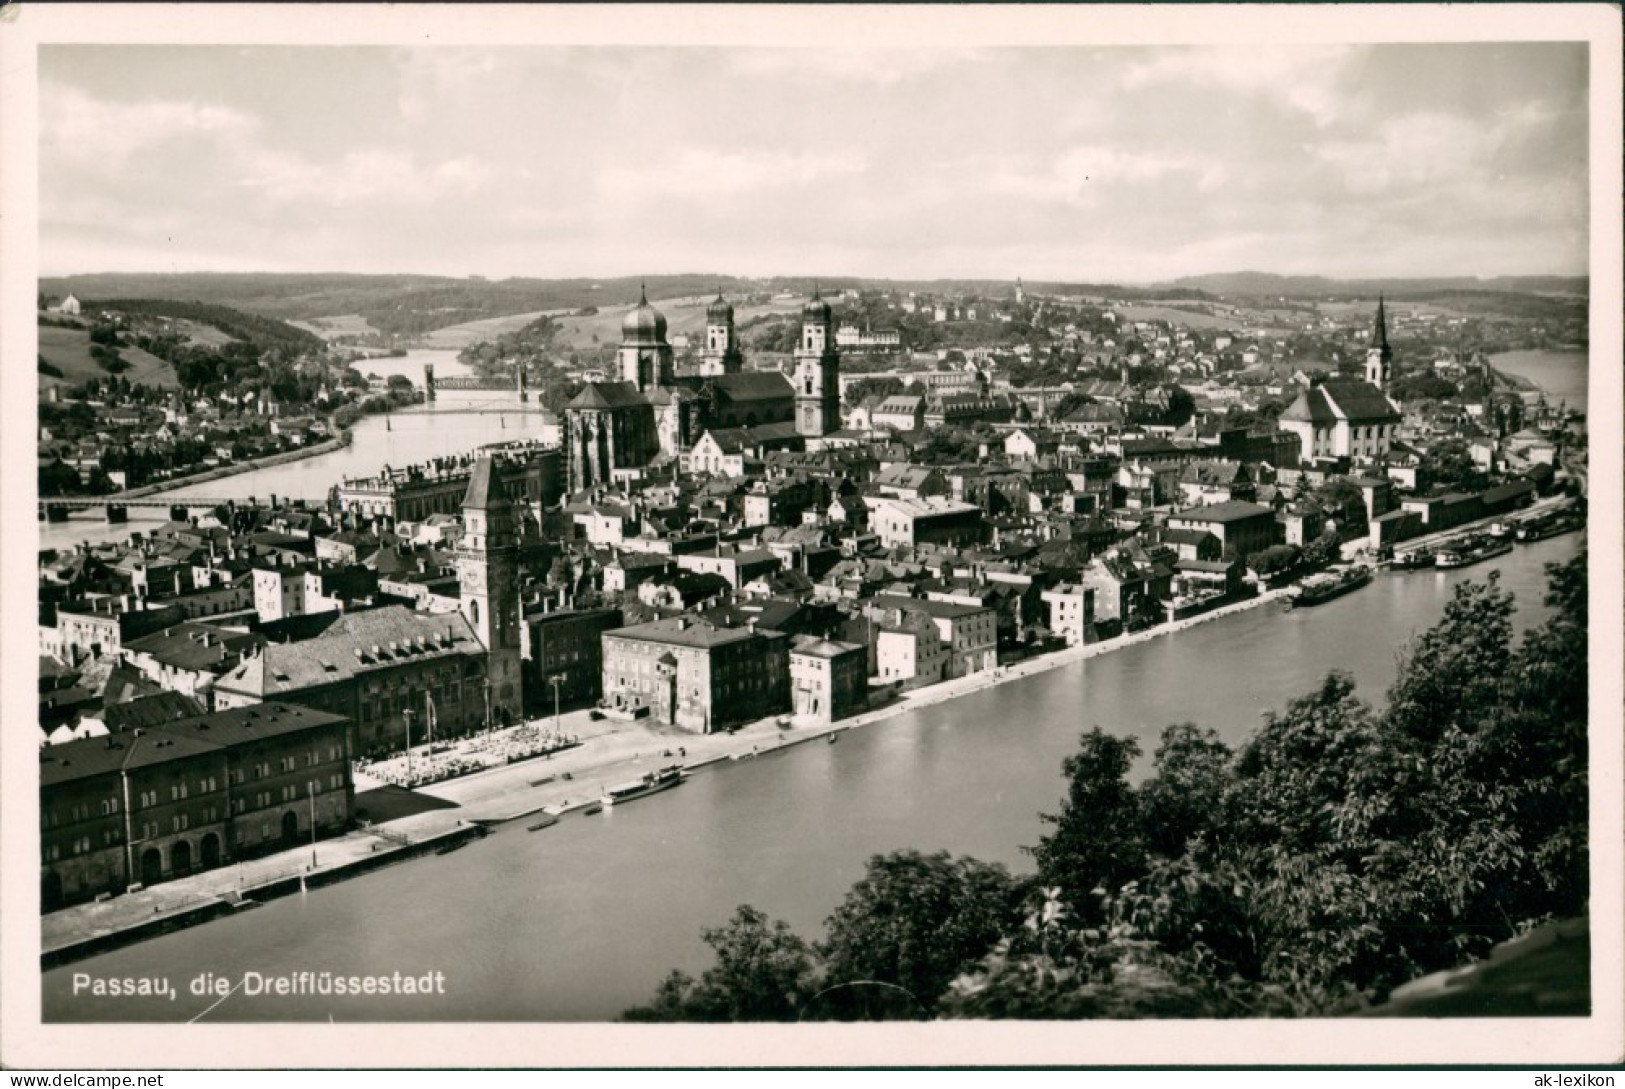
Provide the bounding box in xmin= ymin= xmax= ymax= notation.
xmin=403 ymin=707 xmax=415 ymax=783
xmin=548 ymin=673 xmax=565 ymax=741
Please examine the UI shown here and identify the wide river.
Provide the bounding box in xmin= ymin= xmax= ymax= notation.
xmin=43 ymin=532 xmax=1581 ymax=1022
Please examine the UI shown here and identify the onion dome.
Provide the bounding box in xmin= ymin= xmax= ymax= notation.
xmin=802 ymin=284 xmax=831 ymax=324
xmin=622 ymin=283 xmax=669 ymax=345
xmin=707 ymin=289 xmax=734 ymax=323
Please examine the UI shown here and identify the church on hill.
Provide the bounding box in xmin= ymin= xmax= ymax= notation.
xmin=562 ymin=286 xmax=842 ymax=491
xmin=1278 ymin=297 xmax=1403 ymax=464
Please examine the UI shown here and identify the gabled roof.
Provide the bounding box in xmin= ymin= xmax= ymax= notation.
xmin=1320 ymin=379 xmax=1402 ymax=423
xmin=1170 ymin=499 xmax=1275 ymax=524
xmin=462 ymin=457 xmax=511 ymax=510
xmin=568 ymin=381 xmax=649 ymax=410
xmin=707 ymin=372 xmax=795 ymax=403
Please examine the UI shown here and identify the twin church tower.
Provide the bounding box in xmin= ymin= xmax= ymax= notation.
xmin=563 ymin=285 xmax=842 ymax=492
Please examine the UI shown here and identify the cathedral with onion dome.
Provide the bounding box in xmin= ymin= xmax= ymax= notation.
xmin=562 ymin=286 xmax=842 ymax=492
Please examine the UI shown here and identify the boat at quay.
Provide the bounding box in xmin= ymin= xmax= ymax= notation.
xmin=600 ymin=765 xmax=685 ymax=807
xmin=1435 ymin=535 xmax=1516 ymax=570
xmin=1517 ymin=507 xmax=1586 ymax=544
xmin=1288 ymin=565 xmax=1374 ymax=608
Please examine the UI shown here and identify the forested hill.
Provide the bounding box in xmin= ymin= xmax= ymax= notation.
xmin=42 ymin=274 xmax=763 ymax=340
xmin=42 ymin=270 xmax=1589 ymax=341
xmin=1165 ymin=271 xmax=1589 ymax=298
xmin=79 ymin=298 xmax=323 ymax=353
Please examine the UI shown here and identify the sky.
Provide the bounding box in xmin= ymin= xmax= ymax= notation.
xmin=37 ymin=42 xmax=1591 ymax=283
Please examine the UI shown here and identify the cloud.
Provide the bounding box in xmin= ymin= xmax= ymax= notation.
xmin=42 ymin=82 xmax=259 ymax=168
xmin=1123 ymin=46 xmax=1353 ymax=125
xmin=598 ymin=146 xmax=867 ymax=204
xmin=726 ymin=48 xmax=986 ymax=88
xmin=988 ymin=146 xmax=1228 ymax=206
xmin=237 ymin=147 xmax=493 ymax=207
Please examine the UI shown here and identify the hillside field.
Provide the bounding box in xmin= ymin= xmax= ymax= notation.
xmin=37 ymin=324 xmax=180 ymax=390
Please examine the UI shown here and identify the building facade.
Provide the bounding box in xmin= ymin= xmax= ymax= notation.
xmin=40 ymin=702 xmax=352 ymax=910
xmin=788 ymin=636 xmax=868 ymax=723
xmin=521 ymin=606 xmax=623 ymax=712
xmin=601 ymin=616 xmax=790 ymax=733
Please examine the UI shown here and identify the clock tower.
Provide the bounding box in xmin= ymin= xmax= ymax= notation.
xmin=458 ymin=457 xmax=523 ymax=725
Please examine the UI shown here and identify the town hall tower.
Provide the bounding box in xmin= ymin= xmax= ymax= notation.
xmin=458 ymin=458 xmax=524 ymax=725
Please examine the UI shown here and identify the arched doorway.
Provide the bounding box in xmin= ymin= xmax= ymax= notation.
xmin=200 ymin=833 xmax=221 ymax=869
xmin=140 ymin=847 xmax=162 ymax=886
xmin=281 ymin=810 xmax=300 ymax=846
xmin=170 ymin=839 xmax=192 ymax=875
xmin=41 ymin=871 xmax=63 ymax=913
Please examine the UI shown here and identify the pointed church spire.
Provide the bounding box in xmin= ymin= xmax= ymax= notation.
xmin=639 ymin=281 xmax=648 ymax=305
xmin=1371 ymin=294 xmax=1390 ymax=350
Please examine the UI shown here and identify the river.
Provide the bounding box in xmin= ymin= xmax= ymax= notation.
xmin=1490 ymin=348 xmax=1589 ymax=416
xmin=38 ymin=370 xmax=557 ymax=554
xmin=41 ymin=532 xmax=1581 ymax=1023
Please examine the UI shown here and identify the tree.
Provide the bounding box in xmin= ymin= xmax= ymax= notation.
xmin=1027 ymin=729 xmax=1145 ymax=919
xmin=815 ymin=850 xmax=1023 ymax=1019
xmin=1245 ymin=544 xmax=1301 ymax=579
xmin=1138 ymin=725 xmax=1231 ymax=859
xmin=621 ymin=906 xmax=818 ymax=1022
xmin=1420 ymin=438 xmax=1478 ymax=491
xmin=843 ymin=375 xmax=905 ymax=407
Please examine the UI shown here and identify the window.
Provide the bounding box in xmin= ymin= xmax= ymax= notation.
xmin=140 ymin=790 xmax=157 ymax=809
xmin=172 ymin=814 xmax=188 ymax=833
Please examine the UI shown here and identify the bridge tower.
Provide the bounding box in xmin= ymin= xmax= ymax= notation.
xmin=516 ymin=363 xmax=529 ymax=403
xmin=424 ymin=362 xmax=436 ymax=403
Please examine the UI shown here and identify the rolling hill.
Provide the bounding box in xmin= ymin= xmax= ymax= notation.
xmin=37 ymin=324 xmax=180 ymax=390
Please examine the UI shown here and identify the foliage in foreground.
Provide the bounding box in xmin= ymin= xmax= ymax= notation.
xmin=624 ymin=555 xmax=1588 ymax=1020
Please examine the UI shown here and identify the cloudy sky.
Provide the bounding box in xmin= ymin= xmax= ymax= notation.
xmin=39 ymin=42 xmax=1589 ymax=282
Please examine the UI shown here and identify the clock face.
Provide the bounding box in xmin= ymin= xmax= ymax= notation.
xmin=464 ymin=565 xmax=485 ymax=592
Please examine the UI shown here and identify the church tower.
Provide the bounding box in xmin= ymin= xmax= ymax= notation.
xmin=1366 ymin=295 xmax=1393 ymax=390
xmin=793 ymin=286 xmax=841 ymax=438
xmin=458 ymin=458 xmax=523 ymax=725
xmin=618 ymin=284 xmax=675 ymax=391
xmin=698 ymin=289 xmax=744 ymax=376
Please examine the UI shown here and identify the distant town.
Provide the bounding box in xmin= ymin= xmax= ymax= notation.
xmin=36 ymin=274 xmax=1587 ymax=924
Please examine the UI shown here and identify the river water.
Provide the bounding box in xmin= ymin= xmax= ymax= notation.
xmin=1491 ymin=348 xmax=1589 ymax=416
xmin=42 ymin=532 xmax=1581 ymax=1023
xmin=38 ymin=379 xmax=556 ymax=554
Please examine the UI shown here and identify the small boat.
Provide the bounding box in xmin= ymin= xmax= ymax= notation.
xmin=527 ymin=814 xmax=560 ymax=832
xmin=1434 ymin=536 xmax=1515 ymax=569
xmin=827 ymin=733 xmax=838 ymax=744
xmin=601 ymin=764 xmax=686 ymax=807
xmin=582 ymin=803 xmax=603 ymax=816
xmin=1389 ymin=549 xmax=1435 ymax=571
xmin=1287 ymin=566 xmax=1373 ymax=608
xmin=1516 ymin=509 xmax=1584 ymax=543
xmin=435 ymin=839 xmax=468 ymax=855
